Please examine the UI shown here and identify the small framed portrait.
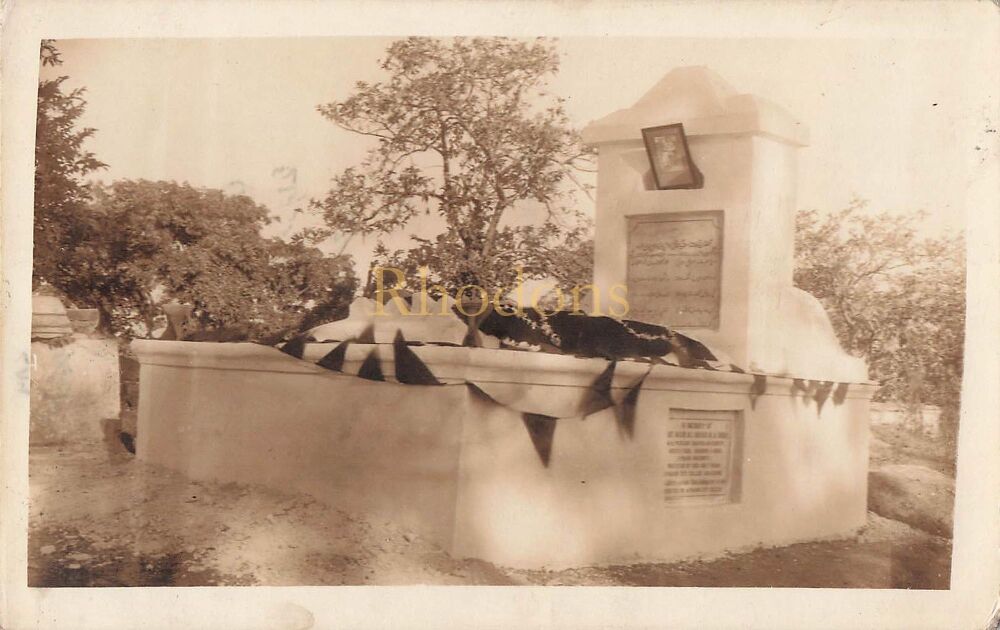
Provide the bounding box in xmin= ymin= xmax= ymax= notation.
xmin=641 ymin=123 xmax=704 ymax=190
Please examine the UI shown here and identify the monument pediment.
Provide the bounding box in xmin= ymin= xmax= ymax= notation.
xmin=582 ymin=66 xmax=809 ymax=147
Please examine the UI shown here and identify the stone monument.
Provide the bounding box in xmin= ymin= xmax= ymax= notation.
xmin=30 ymin=292 xmax=120 ymax=444
xmin=582 ymin=66 xmax=866 ymax=382
xmin=132 ymin=66 xmax=875 ymax=569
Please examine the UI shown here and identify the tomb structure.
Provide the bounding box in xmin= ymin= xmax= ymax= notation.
xmin=31 ymin=292 xmax=120 ymax=443
xmin=132 ymin=66 xmax=874 ymax=569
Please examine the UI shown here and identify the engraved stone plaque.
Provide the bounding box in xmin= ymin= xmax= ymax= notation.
xmin=626 ymin=211 xmax=723 ymax=329
xmin=663 ymin=409 xmax=742 ymax=505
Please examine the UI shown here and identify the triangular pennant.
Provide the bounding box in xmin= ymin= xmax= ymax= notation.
xmin=461 ymin=325 xmax=481 ymax=348
xmin=521 ymin=413 xmax=557 ymax=467
xmin=159 ymin=323 xmax=178 ymax=341
xmin=796 ymin=380 xmax=814 ymax=406
xmin=791 ymin=378 xmax=810 ymax=402
xmin=614 ymin=369 xmax=648 ymax=439
xmin=279 ymin=334 xmax=310 ymax=359
xmin=393 ymin=330 xmax=442 ymax=386
xmin=465 ymin=382 xmax=494 ymax=404
xmin=832 ymin=382 xmax=850 ymax=406
xmin=814 ymin=381 xmax=834 ymax=413
xmin=749 ymin=374 xmax=768 ymax=410
xmin=579 ymin=361 xmax=616 ymax=417
xmin=317 ymin=340 xmax=350 ymax=372
xmin=356 ymin=322 xmax=376 ymax=344
xmin=357 ymin=348 xmax=385 ymax=381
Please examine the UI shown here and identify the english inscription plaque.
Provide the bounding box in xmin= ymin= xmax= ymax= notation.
xmin=626 ymin=211 xmax=723 ymax=329
xmin=663 ymin=409 xmax=742 ymax=505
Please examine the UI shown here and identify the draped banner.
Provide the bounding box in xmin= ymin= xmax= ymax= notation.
xmin=267 ymin=299 xmax=746 ymax=466
xmin=180 ymin=298 xmax=852 ymax=466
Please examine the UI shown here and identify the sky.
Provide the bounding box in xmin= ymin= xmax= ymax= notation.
xmin=46 ymin=36 xmax=971 ymax=272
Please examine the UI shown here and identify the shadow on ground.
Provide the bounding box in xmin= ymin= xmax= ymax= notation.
xmin=28 ymin=425 xmax=953 ymax=588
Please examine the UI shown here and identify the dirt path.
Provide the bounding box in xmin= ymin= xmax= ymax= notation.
xmin=513 ymin=515 xmax=951 ymax=588
xmin=29 ymin=442 xmax=514 ymax=586
xmin=29 ymin=441 xmax=951 ymax=589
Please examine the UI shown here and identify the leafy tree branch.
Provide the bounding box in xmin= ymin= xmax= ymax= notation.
xmin=306 ymin=37 xmax=595 ymax=296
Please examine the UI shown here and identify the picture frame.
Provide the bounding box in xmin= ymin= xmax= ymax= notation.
xmin=641 ymin=123 xmax=704 ymax=189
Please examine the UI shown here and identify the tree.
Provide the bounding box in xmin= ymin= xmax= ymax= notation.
xmin=34 ymin=40 xmax=107 ymax=287
xmin=32 ymin=42 xmax=355 ymax=341
xmin=61 ymin=180 xmax=357 ymax=340
xmin=367 ymin=220 xmax=594 ymax=301
xmin=794 ymin=200 xmax=965 ymax=436
xmin=306 ymin=37 xmax=594 ymax=297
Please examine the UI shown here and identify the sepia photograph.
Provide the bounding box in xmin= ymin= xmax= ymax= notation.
xmin=642 ymin=123 xmax=702 ymax=189
xmin=2 ymin=1 xmax=998 ymax=629
xmin=23 ymin=31 xmax=968 ymax=588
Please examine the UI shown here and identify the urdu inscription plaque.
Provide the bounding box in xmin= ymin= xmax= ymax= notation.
xmin=626 ymin=210 xmax=723 ymax=329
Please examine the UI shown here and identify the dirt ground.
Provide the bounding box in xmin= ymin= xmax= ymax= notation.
xmin=869 ymin=422 xmax=958 ymax=476
xmin=28 ymin=423 xmax=954 ymax=589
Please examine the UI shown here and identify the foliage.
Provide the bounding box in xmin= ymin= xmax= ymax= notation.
xmin=58 ymin=180 xmax=357 ymax=340
xmin=307 ymin=37 xmax=595 ymax=297
xmin=33 ymin=42 xmax=355 ymax=341
xmin=368 ymin=222 xmax=594 ymax=299
xmin=34 ymin=40 xmax=107 ymax=287
xmin=794 ymin=200 xmax=965 ymax=432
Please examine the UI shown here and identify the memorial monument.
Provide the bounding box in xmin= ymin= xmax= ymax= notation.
xmin=132 ymin=66 xmax=874 ymax=569
xmin=583 ymin=65 xmax=865 ymax=382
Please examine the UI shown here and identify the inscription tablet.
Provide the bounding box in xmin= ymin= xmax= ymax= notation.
xmin=664 ymin=408 xmax=742 ymax=505
xmin=626 ymin=211 xmax=723 ymax=329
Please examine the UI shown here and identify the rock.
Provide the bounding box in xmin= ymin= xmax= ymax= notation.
xmin=40 ymin=545 xmax=56 ymax=555
xmin=68 ymin=552 xmax=92 ymax=561
xmin=403 ymin=532 xmax=415 ymax=543
xmin=67 ymin=563 xmax=81 ymax=569
xmin=868 ymin=464 xmax=955 ymax=537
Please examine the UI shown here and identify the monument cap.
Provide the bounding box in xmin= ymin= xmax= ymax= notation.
xmin=581 ymin=65 xmax=809 ymax=147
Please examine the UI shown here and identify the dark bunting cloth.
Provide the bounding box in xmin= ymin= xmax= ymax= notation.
xmin=259 ymin=301 xmax=749 ymax=466
xmin=174 ymin=300 xmax=865 ymax=467
xmin=476 ymin=303 xmax=736 ymax=370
